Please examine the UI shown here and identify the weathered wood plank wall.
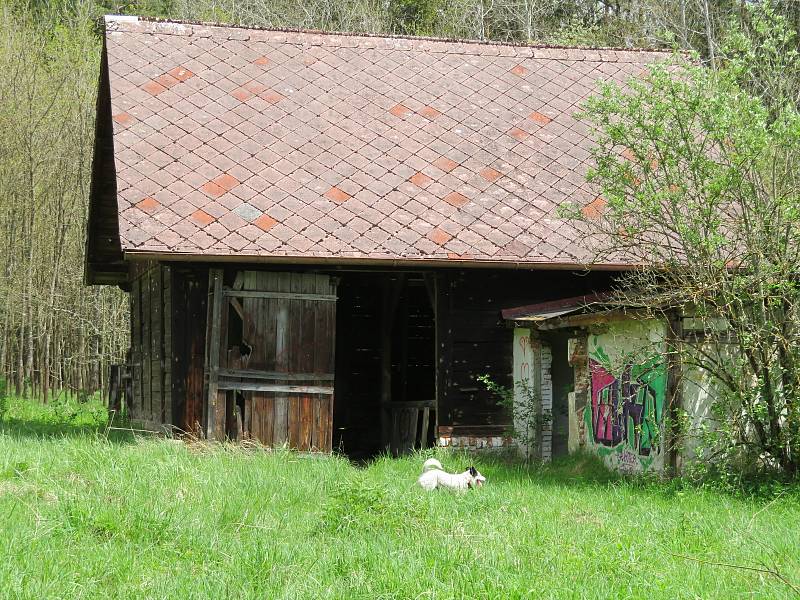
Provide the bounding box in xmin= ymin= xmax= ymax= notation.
xmin=127 ymin=261 xmax=172 ymax=430
xmin=213 ymin=271 xmax=336 ymax=450
xmin=170 ymin=267 xmax=208 ymax=433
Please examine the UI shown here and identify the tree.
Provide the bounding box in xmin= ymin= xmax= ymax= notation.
xmin=0 ymin=2 xmax=129 ymax=400
xmin=573 ymin=4 xmax=800 ymax=476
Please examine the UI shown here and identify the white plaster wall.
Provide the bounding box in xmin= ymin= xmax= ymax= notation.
xmin=511 ymin=328 xmax=552 ymax=461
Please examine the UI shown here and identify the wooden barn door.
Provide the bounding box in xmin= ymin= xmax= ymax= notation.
xmin=205 ymin=270 xmax=337 ymax=451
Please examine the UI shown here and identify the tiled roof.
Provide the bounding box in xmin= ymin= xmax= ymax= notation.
xmin=99 ymin=15 xmax=667 ymax=266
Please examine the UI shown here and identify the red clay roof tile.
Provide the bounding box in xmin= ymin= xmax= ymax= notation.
xmin=231 ymin=88 xmax=253 ymax=102
xmin=508 ymin=127 xmax=530 ymax=141
xmin=141 ymin=80 xmax=167 ymax=95
xmin=167 ymin=66 xmax=194 ymax=82
xmin=427 ymin=227 xmax=452 ymax=245
xmin=433 ymin=157 xmax=459 ymax=173
xmin=389 ymin=104 xmax=413 ymax=118
xmin=418 ymin=106 xmax=441 ymax=120
xmin=325 ymin=187 xmax=351 ymax=203
xmin=190 ymin=209 xmax=215 ymax=227
xmin=201 ymin=181 xmax=226 ymax=198
xmin=582 ymin=196 xmax=607 ymax=220
xmin=112 ymin=112 xmax=133 ymax=126
xmin=254 ymin=214 xmax=278 ymax=231
xmin=444 ymin=192 xmax=469 ymax=208
xmin=529 ymin=111 xmax=552 ymax=125
xmin=409 ymin=172 xmax=432 ymax=187
xmin=479 ymin=167 xmax=503 ymax=183
xmin=136 ymin=197 xmax=160 ymax=212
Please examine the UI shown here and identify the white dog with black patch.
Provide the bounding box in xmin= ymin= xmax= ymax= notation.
xmin=417 ymin=458 xmax=486 ymax=491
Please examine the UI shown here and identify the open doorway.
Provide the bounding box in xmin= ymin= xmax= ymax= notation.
xmin=334 ymin=272 xmax=436 ymax=458
xmin=545 ymin=331 xmax=574 ymax=459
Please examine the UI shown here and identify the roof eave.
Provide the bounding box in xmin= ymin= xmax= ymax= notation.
xmin=122 ymin=249 xmax=638 ymax=271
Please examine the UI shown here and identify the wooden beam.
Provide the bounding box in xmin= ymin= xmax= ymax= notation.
xmin=380 ymin=400 xmax=435 ymax=409
xmin=534 ymin=309 xmax=648 ymax=330
xmin=223 ymin=290 xmax=337 ymax=301
xmin=204 ymin=268 xmax=224 ymax=440
xmin=273 ymin=281 xmax=290 ymax=446
xmin=217 ymin=382 xmax=334 ymax=394
xmin=229 ymin=297 xmax=244 ymax=320
xmin=217 ymin=368 xmax=333 ymax=381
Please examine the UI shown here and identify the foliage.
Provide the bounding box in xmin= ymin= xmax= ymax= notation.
xmin=0 ymin=2 xmax=129 ymax=401
xmin=388 ymin=0 xmax=439 ymax=36
xmin=478 ymin=374 xmax=549 ymax=461
xmin=1 ymin=408 xmax=799 ymax=597
xmin=0 ymin=395 xmax=109 ymax=435
xmin=574 ymin=2 xmax=800 ymax=477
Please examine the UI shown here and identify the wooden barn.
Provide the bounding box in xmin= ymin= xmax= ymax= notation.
xmin=86 ymin=16 xmax=667 ymax=456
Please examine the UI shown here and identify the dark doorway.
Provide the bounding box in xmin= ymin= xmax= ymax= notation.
xmin=547 ymin=331 xmax=574 ymax=459
xmin=333 ymin=272 xmax=436 ymax=458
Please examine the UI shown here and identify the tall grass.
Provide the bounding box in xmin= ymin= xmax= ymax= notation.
xmin=0 ymin=398 xmax=798 ymax=599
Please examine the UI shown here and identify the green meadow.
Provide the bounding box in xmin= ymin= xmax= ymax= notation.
xmin=0 ymin=397 xmax=798 ymax=599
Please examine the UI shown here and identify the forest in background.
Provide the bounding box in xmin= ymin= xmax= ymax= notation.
xmin=2 ymin=0 xmax=799 ymax=402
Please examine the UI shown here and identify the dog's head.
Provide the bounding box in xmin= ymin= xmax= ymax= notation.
xmin=466 ymin=466 xmax=486 ymax=488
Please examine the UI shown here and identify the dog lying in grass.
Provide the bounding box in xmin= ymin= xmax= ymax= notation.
xmin=417 ymin=458 xmax=486 ymax=491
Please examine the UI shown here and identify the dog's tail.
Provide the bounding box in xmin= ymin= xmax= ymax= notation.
xmin=422 ymin=458 xmax=443 ymax=473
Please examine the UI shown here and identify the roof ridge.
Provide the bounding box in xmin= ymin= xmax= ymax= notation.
xmin=104 ymin=14 xmax=674 ymax=55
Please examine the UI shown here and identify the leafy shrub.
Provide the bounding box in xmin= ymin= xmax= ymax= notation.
xmin=478 ymin=374 xmax=550 ymax=461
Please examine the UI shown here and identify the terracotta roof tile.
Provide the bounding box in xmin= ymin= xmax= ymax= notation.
xmin=444 ymin=192 xmax=469 ymax=208
xmin=98 ymin=16 xmax=666 ymax=265
xmin=190 ymin=209 xmax=215 ymax=227
xmin=529 ymin=111 xmax=553 ymax=125
xmin=325 ymin=187 xmax=351 ymax=203
xmin=433 ymin=157 xmax=459 ymax=173
xmin=409 ymin=172 xmax=432 ymax=187
xmin=135 ymin=196 xmax=160 ymax=212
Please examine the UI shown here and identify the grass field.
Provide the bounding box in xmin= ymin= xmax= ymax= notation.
xmin=1 ymin=397 xmax=799 ymax=599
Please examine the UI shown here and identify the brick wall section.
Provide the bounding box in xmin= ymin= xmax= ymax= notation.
xmin=540 ymin=343 xmax=553 ymax=462
xmin=437 ymin=435 xmax=512 ymax=450
xmin=568 ymin=334 xmax=589 ymax=450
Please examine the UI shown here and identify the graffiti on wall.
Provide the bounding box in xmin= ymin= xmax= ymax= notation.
xmin=585 ymin=327 xmax=667 ymax=473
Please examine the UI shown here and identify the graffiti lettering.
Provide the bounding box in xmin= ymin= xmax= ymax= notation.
xmin=518 ymin=335 xmax=530 ymax=359
xmin=589 ymin=359 xmax=663 ymax=457
xmin=519 ymin=361 xmax=529 ymax=380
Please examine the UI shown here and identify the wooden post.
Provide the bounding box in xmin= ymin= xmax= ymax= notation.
xmin=380 ymin=289 xmax=392 ymax=453
xmin=666 ymin=312 xmax=684 ymax=476
xmin=434 ymin=273 xmax=449 ymax=449
xmin=420 ymin=406 xmax=430 ymax=449
xmin=205 ymin=268 xmax=224 ymax=440
xmin=108 ymin=364 xmax=121 ymax=416
xmin=381 ymin=276 xmax=405 ymax=453
xmin=273 ymin=302 xmax=289 ymax=446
